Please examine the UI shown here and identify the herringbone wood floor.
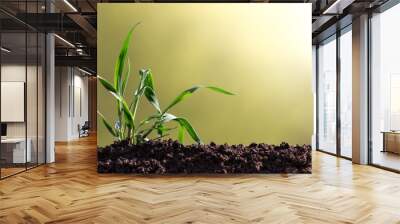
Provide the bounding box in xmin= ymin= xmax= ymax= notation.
xmin=1 ymin=135 xmax=400 ymax=224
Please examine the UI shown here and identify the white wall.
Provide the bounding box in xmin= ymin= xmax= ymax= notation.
xmin=55 ymin=67 xmax=69 ymax=141
xmin=55 ymin=67 xmax=89 ymax=141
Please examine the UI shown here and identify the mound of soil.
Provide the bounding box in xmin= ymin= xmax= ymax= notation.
xmin=97 ymin=139 xmax=311 ymax=174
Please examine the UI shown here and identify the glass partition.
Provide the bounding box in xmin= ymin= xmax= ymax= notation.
xmin=1 ymin=30 xmax=28 ymax=177
xmin=38 ymin=32 xmax=45 ymax=165
xmin=27 ymin=30 xmax=38 ymax=169
xmin=317 ymin=35 xmax=337 ymax=154
xmin=0 ymin=2 xmax=46 ymax=179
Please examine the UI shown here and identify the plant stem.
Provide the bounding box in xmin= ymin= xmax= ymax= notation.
xmin=117 ymin=102 xmax=123 ymax=141
xmin=141 ymin=120 xmax=159 ymax=140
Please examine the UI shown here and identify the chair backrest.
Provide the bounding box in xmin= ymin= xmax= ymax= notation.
xmin=82 ymin=121 xmax=90 ymax=129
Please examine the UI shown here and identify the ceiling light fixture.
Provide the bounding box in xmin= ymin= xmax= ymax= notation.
xmin=78 ymin=67 xmax=94 ymax=76
xmin=63 ymin=0 xmax=78 ymax=12
xmin=322 ymin=0 xmax=354 ymax=15
xmin=54 ymin=34 xmax=75 ymax=48
xmin=1 ymin=47 xmax=11 ymax=53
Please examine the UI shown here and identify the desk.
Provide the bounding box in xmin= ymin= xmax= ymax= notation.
xmin=1 ymin=138 xmax=31 ymax=163
xmin=382 ymin=131 xmax=400 ymax=154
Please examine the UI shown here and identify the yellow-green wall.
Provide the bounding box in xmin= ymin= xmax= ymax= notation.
xmin=98 ymin=3 xmax=312 ymax=146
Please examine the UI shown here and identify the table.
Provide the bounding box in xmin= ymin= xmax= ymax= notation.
xmin=381 ymin=131 xmax=400 ymax=154
xmin=1 ymin=138 xmax=31 ymax=164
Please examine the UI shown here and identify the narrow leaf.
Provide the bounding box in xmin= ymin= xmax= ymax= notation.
xmin=163 ymin=86 xmax=201 ymax=113
xmin=178 ymin=124 xmax=184 ymax=143
xmin=121 ymin=101 xmax=134 ymax=128
xmin=109 ymin=92 xmax=135 ymax=129
xmin=137 ymin=69 xmax=161 ymax=113
xmin=157 ymin=124 xmax=166 ymax=136
xmin=160 ymin=113 xmax=178 ymax=123
xmin=98 ymin=76 xmax=117 ymax=94
xmin=205 ymin=86 xmax=235 ymax=95
xmin=114 ymin=22 xmax=141 ymax=93
xmin=164 ymin=85 xmax=234 ymax=113
xmin=143 ymin=86 xmax=161 ymax=113
xmin=138 ymin=69 xmax=148 ymax=90
xmin=143 ymin=70 xmax=161 ymax=113
xmin=175 ymin=117 xmax=201 ymax=144
xmin=121 ymin=57 xmax=131 ymax=96
xmin=97 ymin=111 xmax=117 ymax=137
xmin=161 ymin=113 xmax=202 ymax=144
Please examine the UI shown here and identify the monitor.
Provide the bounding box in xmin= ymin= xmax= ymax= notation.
xmin=1 ymin=123 xmax=7 ymax=137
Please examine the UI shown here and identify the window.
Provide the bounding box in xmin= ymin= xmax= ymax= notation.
xmin=339 ymin=27 xmax=352 ymax=158
xmin=317 ymin=35 xmax=337 ymax=154
xmin=370 ymin=3 xmax=400 ymax=171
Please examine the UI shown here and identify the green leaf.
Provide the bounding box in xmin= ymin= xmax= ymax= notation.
xmin=175 ymin=117 xmax=201 ymax=144
xmin=163 ymin=85 xmax=234 ymax=113
xmin=109 ymin=92 xmax=135 ymax=129
xmin=144 ymin=86 xmax=161 ymax=113
xmin=138 ymin=69 xmax=161 ymax=113
xmin=163 ymin=86 xmax=200 ymax=113
xmin=98 ymin=75 xmax=125 ymax=132
xmin=114 ymin=22 xmax=141 ymax=93
xmin=121 ymin=100 xmax=134 ymax=129
xmin=160 ymin=113 xmax=178 ymax=122
xmin=143 ymin=70 xmax=161 ymax=113
xmin=156 ymin=124 xmax=166 ymax=136
xmin=178 ymin=124 xmax=184 ymax=143
xmin=121 ymin=57 xmax=131 ymax=96
xmin=205 ymin=86 xmax=235 ymax=95
xmin=138 ymin=69 xmax=148 ymax=90
xmin=97 ymin=111 xmax=117 ymax=137
xmin=98 ymin=76 xmax=117 ymax=94
xmin=161 ymin=113 xmax=202 ymax=144
xmin=156 ymin=124 xmax=176 ymax=137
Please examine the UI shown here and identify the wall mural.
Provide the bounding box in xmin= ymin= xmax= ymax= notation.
xmin=97 ymin=4 xmax=312 ymax=174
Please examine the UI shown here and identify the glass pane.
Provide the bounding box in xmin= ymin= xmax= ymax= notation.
xmin=340 ymin=28 xmax=352 ymax=158
xmin=1 ymin=30 xmax=27 ymax=177
xmin=26 ymin=0 xmax=39 ymax=169
xmin=38 ymin=32 xmax=45 ymax=165
xmin=27 ymin=31 xmax=38 ymax=169
xmin=371 ymin=4 xmax=400 ymax=171
xmin=318 ymin=36 xmax=337 ymax=154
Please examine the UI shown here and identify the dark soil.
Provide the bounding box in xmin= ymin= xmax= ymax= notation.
xmin=97 ymin=139 xmax=312 ymax=174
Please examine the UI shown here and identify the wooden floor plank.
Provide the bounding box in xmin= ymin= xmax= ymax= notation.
xmin=1 ymin=135 xmax=400 ymax=223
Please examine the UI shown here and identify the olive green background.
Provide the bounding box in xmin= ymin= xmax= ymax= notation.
xmin=97 ymin=3 xmax=312 ymax=146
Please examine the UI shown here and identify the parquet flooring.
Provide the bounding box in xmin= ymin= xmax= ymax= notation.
xmin=1 ymin=135 xmax=400 ymax=224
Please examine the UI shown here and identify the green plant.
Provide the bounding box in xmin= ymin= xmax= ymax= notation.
xmin=98 ymin=24 xmax=234 ymax=145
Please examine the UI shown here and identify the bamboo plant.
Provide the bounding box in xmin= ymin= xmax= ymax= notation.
xmin=98 ymin=24 xmax=234 ymax=145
